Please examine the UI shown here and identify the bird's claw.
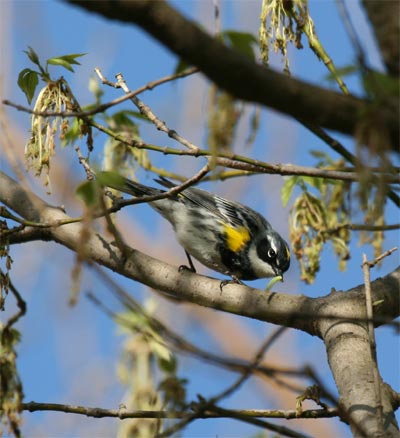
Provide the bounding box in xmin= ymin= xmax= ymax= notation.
xmin=178 ymin=264 xmax=196 ymax=273
xmin=219 ymin=276 xmax=244 ymax=292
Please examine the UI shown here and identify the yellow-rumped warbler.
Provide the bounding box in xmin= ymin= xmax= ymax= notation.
xmin=100 ymin=172 xmax=290 ymax=281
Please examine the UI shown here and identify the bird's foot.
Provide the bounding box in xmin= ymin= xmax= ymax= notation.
xmin=178 ymin=264 xmax=196 ymax=273
xmin=219 ymin=275 xmax=244 ymax=292
xmin=178 ymin=250 xmax=197 ymax=273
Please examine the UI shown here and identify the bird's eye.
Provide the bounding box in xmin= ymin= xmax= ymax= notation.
xmin=256 ymin=238 xmax=278 ymax=264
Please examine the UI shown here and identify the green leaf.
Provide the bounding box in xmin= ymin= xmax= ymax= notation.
xmin=46 ymin=58 xmax=74 ymax=72
xmin=222 ymin=30 xmax=257 ymax=60
xmin=47 ymin=53 xmax=86 ymax=73
xmin=325 ymin=64 xmax=358 ymax=82
xmin=76 ymin=180 xmax=100 ymax=207
xmin=57 ymin=53 xmax=86 ymax=65
xmin=308 ymin=176 xmax=329 ymax=190
xmin=96 ymin=170 xmax=127 ymax=192
xmin=158 ymin=355 xmax=177 ymax=374
xmin=309 ymin=150 xmax=330 ymax=160
xmin=17 ymin=68 xmax=39 ymax=104
xmin=110 ymin=111 xmax=142 ymax=128
xmin=122 ymin=110 xmax=151 ymax=123
xmin=23 ymin=46 xmax=40 ymax=67
xmin=362 ymin=69 xmax=400 ymax=100
xmin=281 ymin=176 xmax=299 ymax=207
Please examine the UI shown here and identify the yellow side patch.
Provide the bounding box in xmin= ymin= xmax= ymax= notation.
xmin=285 ymin=245 xmax=290 ymax=260
xmin=223 ymin=224 xmax=251 ymax=252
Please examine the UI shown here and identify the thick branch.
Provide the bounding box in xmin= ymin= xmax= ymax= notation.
xmin=362 ymin=1 xmax=399 ymax=76
xmin=67 ymin=0 xmax=399 ymax=149
xmin=0 ymin=171 xmax=312 ymax=332
xmin=317 ymin=284 xmax=400 ymax=437
xmin=1 ymin=171 xmax=398 ymax=333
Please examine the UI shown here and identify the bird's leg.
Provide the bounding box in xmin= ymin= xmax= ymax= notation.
xmin=178 ymin=250 xmax=197 ymax=273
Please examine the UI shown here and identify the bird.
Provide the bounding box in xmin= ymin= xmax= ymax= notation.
xmin=99 ymin=171 xmax=290 ymax=282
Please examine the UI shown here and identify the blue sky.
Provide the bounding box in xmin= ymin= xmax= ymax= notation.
xmin=1 ymin=1 xmax=399 ymax=437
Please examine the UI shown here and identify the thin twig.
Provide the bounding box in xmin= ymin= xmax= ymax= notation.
xmin=90 ymin=119 xmax=400 ymax=184
xmin=103 ymin=163 xmax=210 ymax=212
xmin=0 ymin=269 xmax=27 ymax=334
xmin=362 ymin=253 xmax=384 ymax=438
xmin=0 ymin=166 xmax=210 ymax=232
xmin=2 ymin=67 xmax=198 ymax=118
xmin=75 ymin=145 xmax=95 ymax=180
xmin=336 ymin=0 xmax=367 ymax=67
xmin=3 ymin=95 xmax=400 ymax=185
xmin=0 ymin=206 xmax=80 ymax=229
xmin=214 ymin=327 xmax=287 ymax=401
xmin=206 ymin=404 xmax=313 ymax=438
xmin=80 ymin=119 xmax=400 ymax=184
xmin=365 ymin=247 xmax=398 ymax=268
xmin=21 ymin=401 xmax=338 ymax=420
xmin=324 ymin=223 xmax=400 ymax=233
xmin=302 ymin=366 xmax=366 ymax=436
xmin=97 ymin=69 xmax=200 ymax=153
xmin=99 ymin=164 xmax=209 ymax=262
xmin=99 ymin=190 xmax=129 ymax=260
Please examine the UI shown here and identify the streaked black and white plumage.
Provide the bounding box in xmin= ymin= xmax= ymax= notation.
xmin=101 ymin=172 xmax=290 ymax=281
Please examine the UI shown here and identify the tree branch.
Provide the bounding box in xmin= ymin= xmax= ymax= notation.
xmin=319 ymin=282 xmax=400 ymax=437
xmin=2 ymin=68 xmax=198 ymax=118
xmin=362 ymin=1 xmax=399 ymax=76
xmin=66 ymin=0 xmax=399 ymax=149
xmin=1 ymin=170 xmax=398 ymax=332
xmin=21 ymin=401 xmax=339 ymax=420
xmin=5 ymin=103 xmax=399 ymax=186
xmin=1 ymin=170 xmax=399 ymax=436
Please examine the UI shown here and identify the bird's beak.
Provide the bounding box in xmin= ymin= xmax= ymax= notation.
xmin=273 ymin=266 xmax=283 ymax=278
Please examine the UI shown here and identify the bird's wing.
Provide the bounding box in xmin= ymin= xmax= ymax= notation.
xmin=156 ymin=177 xmax=254 ymax=229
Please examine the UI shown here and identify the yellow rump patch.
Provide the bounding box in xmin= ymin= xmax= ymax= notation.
xmin=223 ymin=224 xmax=251 ymax=252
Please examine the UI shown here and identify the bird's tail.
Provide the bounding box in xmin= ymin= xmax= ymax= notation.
xmin=96 ymin=171 xmax=163 ymax=197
